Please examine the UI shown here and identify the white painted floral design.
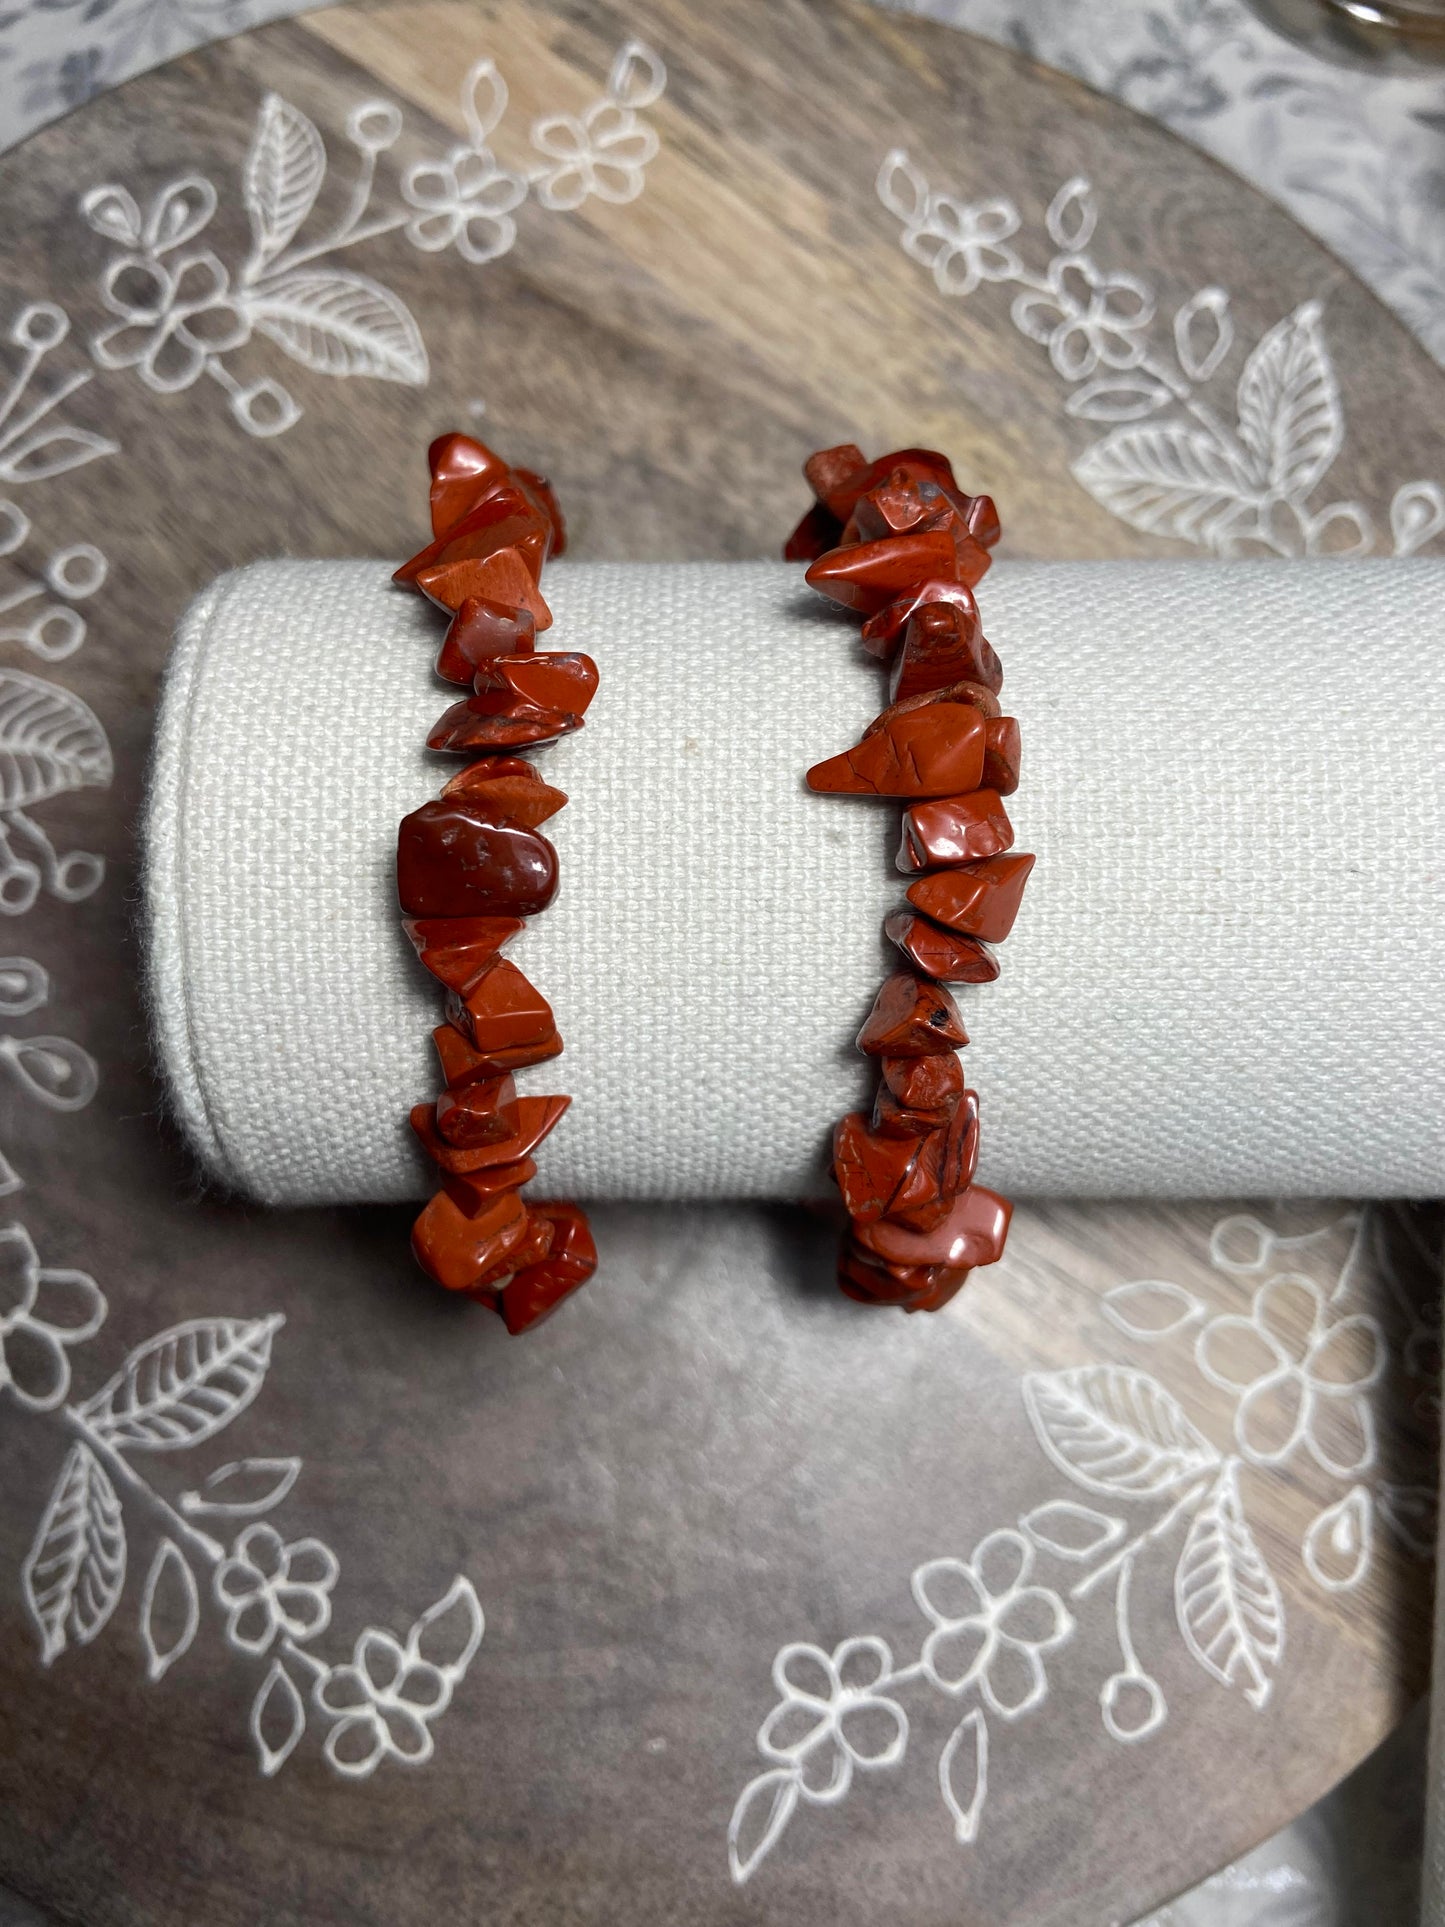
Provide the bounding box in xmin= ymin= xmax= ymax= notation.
xmin=728 ymin=1205 xmax=1437 ymax=1885
xmin=9 ymin=1220 xmax=485 ymax=1779
xmin=76 ymin=40 xmax=666 ymax=437
xmin=213 ymin=1522 xmax=338 ymax=1653
xmin=913 ymin=1530 xmax=1073 ymax=1715
xmin=1196 ymin=1273 xmax=1382 ymax=1475
xmin=878 ymin=157 xmax=1445 ymax=561
xmin=314 ymin=1582 xmax=484 ymax=1778
xmin=528 ymin=42 xmax=665 ymax=212
xmin=0 ymin=1220 xmax=105 ymax=1410
xmin=757 ymin=1639 xmax=909 ymax=1799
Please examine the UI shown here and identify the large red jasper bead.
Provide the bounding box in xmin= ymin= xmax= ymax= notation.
xmin=497 ymin=1202 xmax=598 ymax=1334
xmin=889 ymin=604 xmax=1003 ymax=704
xmin=836 ymin=1242 xmax=950 ymax=1307
xmin=898 ymin=790 xmax=1014 ymax=871
xmin=804 ymin=529 xmax=977 ymax=615
xmin=411 ymin=1186 xmax=531 ymax=1292
xmin=883 ymin=910 xmax=1000 ymax=984
xmin=906 ymin=853 xmax=1036 ymax=944
xmin=449 ymin=957 xmax=555 ymax=1056
xmin=806 ymin=704 xmax=986 ymax=798
xmin=397 ymin=483 xmax=551 ymax=586
xmin=469 ymin=652 xmax=598 ymax=718
xmin=397 ymin=799 xmax=558 ymax=918
xmin=418 ymin=548 xmax=553 ymax=628
xmin=853 ymin=1183 xmax=1012 ymax=1270
xmin=857 ymin=971 xmax=968 ymax=1056
xmin=432 ymin=1021 xmax=526 ymax=1091
xmin=427 ymin=433 xmax=512 ymax=537
xmin=441 ymin=1001 xmax=564 ymax=1074
xmin=833 ymin=1112 xmax=925 ymax=1223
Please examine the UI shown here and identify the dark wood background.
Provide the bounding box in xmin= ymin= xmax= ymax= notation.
xmin=0 ymin=1 xmax=1440 ymax=1922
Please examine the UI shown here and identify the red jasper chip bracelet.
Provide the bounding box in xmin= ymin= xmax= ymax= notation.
xmin=788 ymin=442 xmax=1035 ymax=1314
xmin=393 ymin=434 xmax=597 ymax=1335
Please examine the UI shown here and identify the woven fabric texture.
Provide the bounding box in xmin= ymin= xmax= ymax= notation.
xmin=144 ymin=557 xmax=1445 ymax=1206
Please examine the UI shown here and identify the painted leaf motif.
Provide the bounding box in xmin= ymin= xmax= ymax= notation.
xmin=728 ymin=1768 xmax=800 ymax=1885
xmin=140 ymin=1537 xmax=199 ymax=1680
xmin=0 ymin=425 xmax=119 ymax=486
xmin=1174 ymin=287 xmax=1232 ymax=382
xmin=251 ymin=1658 xmax=306 ymax=1777
xmin=250 ymin=271 xmax=428 ymax=384
xmin=938 ymin=1708 xmax=988 ymax=1844
xmin=1066 ymin=377 xmax=1170 ymax=423
xmin=1302 ymin=1486 xmax=1372 ymax=1593
xmin=608 ymin=38 xmax=666 ymax=109
xmin=1234 ymin=301 xmax=1341 ymax=498
xmin=244 ymin=94 xmax=325 ymax=266
xmin=407 ymin=1574 xmax=484 ymax=1681
xmin=1045 ymin=175 xmax=1095 ymax=252
xmin=80 ymin=184 xmax=142 ymax=245
xmin=876 ymin=147 xmax=929 ymax=227
xmin=0 ymin=669 xmax=112 ymax=809
xmin=1023 ymin=1366 xmax=1220 ymax=1497
xmin=77 ymin=1313 xmax=284 ymax=1451
xmin=1071 ymin=426 xmax=1252 ymax=548
xmin=180 ymin=1455 xmax=300 ymax=1517
xmin=146 ymin=177 xmax=217 ymax=253
xmin=1020 ymin=1500 xmax=1124 ymax=1562
xmin=22 ymin=1442 xmax=126 ymax=1665
xmin=1175 ymin=1461 xmax=1284 ymax=1708
xmin=1101 ymin=1279 xmax=1206 ymax=1340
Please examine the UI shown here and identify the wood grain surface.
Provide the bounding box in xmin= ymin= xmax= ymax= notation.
xmin=0 ymin=2 xmax=1440 ymax=1924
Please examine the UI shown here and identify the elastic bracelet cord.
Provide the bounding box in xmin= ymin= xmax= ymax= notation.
xmin=393 ymin=433 xmax=598 ymax=1336
xmin=788 ymin=443 xmax=1033 ymax=1313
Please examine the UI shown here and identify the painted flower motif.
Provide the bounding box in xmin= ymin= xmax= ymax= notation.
xmin=1013 ymin=254 xmax=1154 ymax=380
xmin=316 ymin=1627 xmax=452 ymax=1777
xmin=92 ymin=249 xmax=249 ymax=393
xmin=902 ymin=194 xmax=1022 ymax=298
xmin=1196 ymin=1273 xmax=1382 ymax=1475
xmin=0 ymin=1222 xmax=104 ymax=1412
xmin=756 ymin=1638 xmax=907 ymax=1803
xmin=912 ymin=1528 xmax=1072 ymax=1717
xmin=214 ymin=1523 xmax=339 ymax=1654
xmin=401 ymin=146 xmax=526 ymax=264
xmin=530 ymin=101 xmax=658 ymax=212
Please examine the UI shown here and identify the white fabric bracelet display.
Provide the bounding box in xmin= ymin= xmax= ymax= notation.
xmin=144 ymin=557 xmax=1445 ymax=1207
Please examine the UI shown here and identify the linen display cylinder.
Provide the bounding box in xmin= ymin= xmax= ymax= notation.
xmin=144 ymin=557 xmax=1445 ymax=1206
